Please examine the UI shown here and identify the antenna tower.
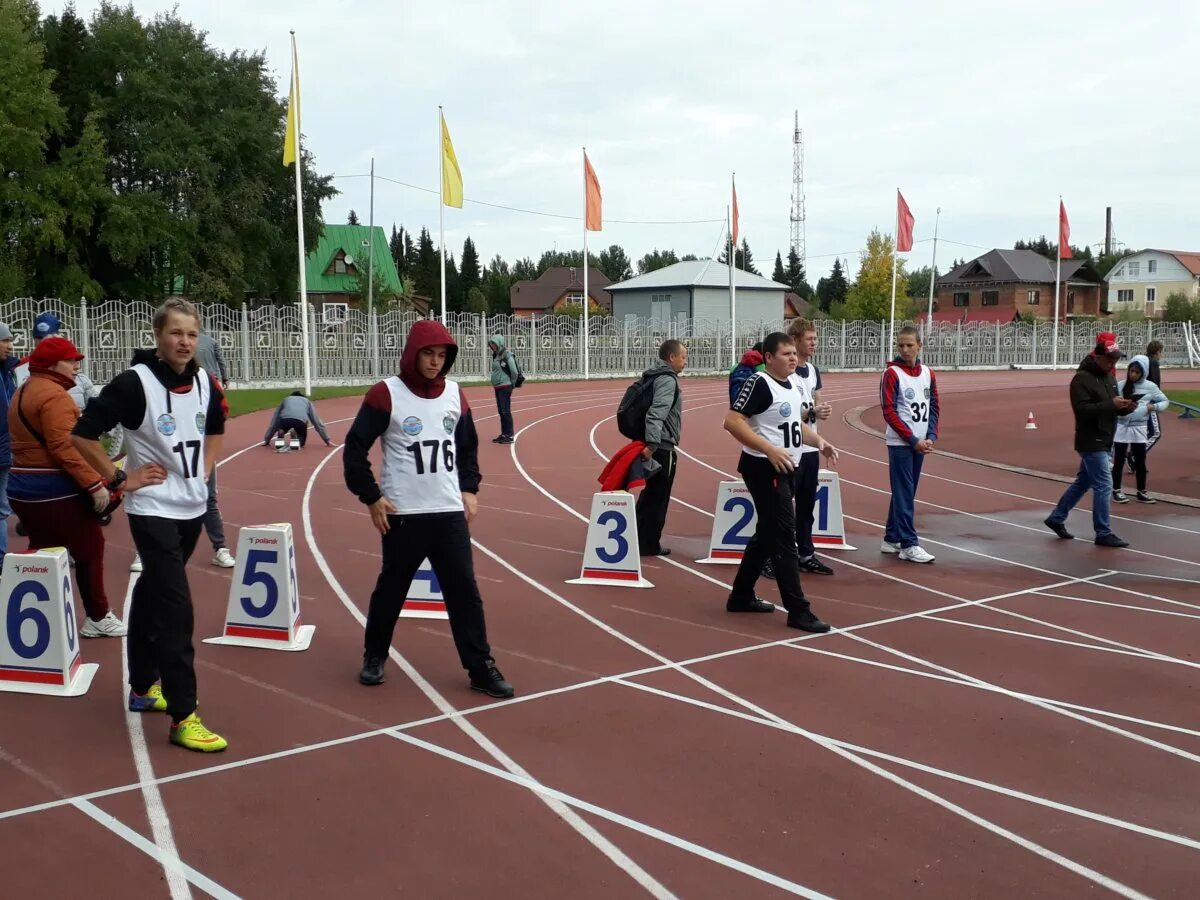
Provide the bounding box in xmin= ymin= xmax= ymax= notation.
xmin=789 ymin=110 xmax=806 ymax=276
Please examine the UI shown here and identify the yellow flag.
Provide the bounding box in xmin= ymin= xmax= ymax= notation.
xmin=283 ymin=36 xmax=300 ymax=166
xmin=440 ymin=111 xmax=463 ymax=208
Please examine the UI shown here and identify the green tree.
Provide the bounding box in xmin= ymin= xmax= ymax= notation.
xmin=482 ymin=255 xmax=512 ymax=314
xmin=512 ymin=257 xmax=537 ymax=280
xmin=637 ymin=248 xmax=678 ymax=274
xmin=843 ymin=230 xmax=909 ymax=321
xmin=905 ymin=265 xmax=940 ymax=300
xmin=1014 ymin=236 xmax=1090 ymax=262
xmin=680 ymin=253 xmax=699 ymax=262
xmin=389 ymin=224 xmax=407 ymax=274
xmin=720 ymin=238 xmax=760 ymax=274
xmin=347 ymin=209 xmax=360 ymax=225
xmin=536 ymin=248 xmax=598 ymax=275
xmin=1162 ymin=292 xmax=1200 ymax=322
xmin=411 ymin=227 xmax=438 ymax=299
xmin=443 ymin=252 xmax=462 ymax=312
xmin=465 ymin=285 xmax=488 ymax=314
xmin=814 ymin=258 xmax=848 ymax=312
xmin=460 ymin=236 xmax=480 ymax=293
xmin=597 ymin=244 xmax=632 ymax=281
xmin=772 ymin=251 xmax=786 ymax=284
xmin=785 ymin=247 xmax=812 ymax=298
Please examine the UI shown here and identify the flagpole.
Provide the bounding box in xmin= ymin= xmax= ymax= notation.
xmin=1052 ymin=196 xmax=1062 ymax=370
xmin=727 ymin=205 xmax=736 ymax=368
xmin=582 ymin=147 xmax=590 ymax=380
xmin=924 ymin=206 xmax=941 ymax=341
xmin=730 ymin=172 xmax=737 ymax=366
xmin=438 ymin=107 xmax=447 ymax=322
xmin=367 ymin=156 xmax=375 ymax=314
xmin=888 ymin=188 xmax=900 ymax=353
xmin=289 ymin=31 xmax=312 ymax=397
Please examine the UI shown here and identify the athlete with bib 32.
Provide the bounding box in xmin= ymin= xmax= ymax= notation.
xmin=72 ymin=299 xmax=230 ymax=752
xmin=879 ymin=326 xmax=939 ymax=564
xmin=343 ymin=320 xmax=513 ymax=699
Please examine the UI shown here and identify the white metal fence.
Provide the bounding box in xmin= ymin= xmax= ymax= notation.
xmin=3 ymin=298 xmax=1196 ymax=385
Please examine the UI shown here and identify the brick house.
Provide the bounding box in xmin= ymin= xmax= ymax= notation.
xmin=931 ymin=249 xmax=1104 ymax=321
xmin=509 ymin=266 xmax=612 ymax=319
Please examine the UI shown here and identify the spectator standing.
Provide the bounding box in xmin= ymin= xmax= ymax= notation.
xmin=635 ymin=339 xmax=687 ymax=557
xmin=487 ymin=335 xmax=522 ymax=444
xmin=1112 ymin=355 xmax=1169 ymax=504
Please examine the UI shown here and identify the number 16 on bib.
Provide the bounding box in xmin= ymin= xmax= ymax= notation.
xmin=566 ymin=493 xmax=654 ymax=588
xmin=204 ymin=524 xmax=315 ymax=651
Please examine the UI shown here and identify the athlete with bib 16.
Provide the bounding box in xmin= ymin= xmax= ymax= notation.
xmin=879 ymin=326 xmax=940 ymax=564
xmin=343 ymin=319 xmax=513 ymax=700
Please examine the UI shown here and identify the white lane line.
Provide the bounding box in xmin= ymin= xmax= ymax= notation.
xmin=1034 ymin=591 xmax=1200 ymax=619
xmin=119 ymin=572 xmax=192 ymax=900
xmin=388 ymin=730 xmax=832 ymax=899
xmin=300 ymin=446 xmax=677 ymax=899
xmin=72 ymin=799 xmax=239 ymax=899
xmin=1105 ymin=569 xmax=1200 ymax=586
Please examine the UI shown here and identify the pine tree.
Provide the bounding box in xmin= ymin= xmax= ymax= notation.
xmin=785 ymin=248 xmax=811 ymax=298
xmin=347 ymin=209 xmax=360 ymax=225
xmin=412 ymin=227 xmax=437 ymax=299
xmin=772 ymin=251 xmax=786 ymax=284
xmin=815 ymin=258 xmax=849 ymax=312
xmin=637 ymin=248 xmax=679 ymax=274
xmin=460 ymin=236 xmax=480 ymax=293
xmin=389 ymin=224 xmax=406 ymax=274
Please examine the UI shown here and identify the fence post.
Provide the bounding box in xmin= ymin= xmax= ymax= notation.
xmin=79 ymin=296 xmax=91 ymax=378
xmin=1032 ymin=320 xmax=1038 ymax=366
xmin=241 ymin=303 xmax=251 ymax=386
xmin=840 ymin=321 xmax=846 ymax=369
xmin=880 ymin=320 xmax=887 ymax=367
xmin=995 ymin=321 xmax=1001 ymax=367
xmin=369 ymin=305 xmax=379 ymax=379
xmin=530 ymin=317 xmax=538 ymax=377
xmin=309 ymin=303 xmax=319 ymax=384
xmin=955 ymin=320 xmax=962 ymax=369
xmin=622 ymin=317 xmax=630 ymax=373
xmin=1069 ymin=319 xmax=1075 ymax=366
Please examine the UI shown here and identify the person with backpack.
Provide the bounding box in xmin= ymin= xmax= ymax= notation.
xmin=488 ymin=334 xmax=523 ymax=444
xmin=728 ymin=342 xmax=764 ymax=405
xmin=631 ymin=339 xmax=687 ymax=556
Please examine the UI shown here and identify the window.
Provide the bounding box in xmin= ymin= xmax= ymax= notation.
xmin=1146 ymin=287 xmax=1156 ymax=305
xmin=566 ymin=292 xmax=584 ymax=304
xmin=1113 ymin=266 xmax=1124 ymax=278
xmin=650 ymin=293 xmax=671 ymax=323
xmin=1027 ymin=290 xmax=1040 ymax=305
xmin=334 ymin=257 xmax=347 ymax=274
xmin=1147 ymin=259 xmax=1157 ymax=274
xmin=1127 ymin=261 xmax=1140 ymax=277
xmin=981 ymin=290 xmax=999 ymax=306
xmin=1117 ymin=289 xmax=1134 ymax=303
xmin=952 ymin=292 xmax=969 ymax=307
xmin=322 ymin=302 xmax=349 ymax=325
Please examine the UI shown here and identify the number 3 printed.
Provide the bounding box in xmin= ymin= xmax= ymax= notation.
xmin=595 ymin=510 xmax=629 ymax=563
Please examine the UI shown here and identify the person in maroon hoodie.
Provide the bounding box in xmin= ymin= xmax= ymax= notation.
xmin=342 ymin=319 xmax=513 ymax=698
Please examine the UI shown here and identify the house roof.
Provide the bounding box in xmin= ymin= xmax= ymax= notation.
xmin=304 ymin=225 xmax=402 ymax=295
xmin=1159 ymin=250 xmax=1200 ymax=276
xmin=917 ymin=307 xmax=1020 ymax=324
xmin=509 ymin=266 xmax=611 ymax=311
xmin=607 ymin=259 xmax=789 ymax=292
xmin=784 ymin=292 xmax=814 ymax=319
xmin=939 ymin=249 xmax=1100 ymax=286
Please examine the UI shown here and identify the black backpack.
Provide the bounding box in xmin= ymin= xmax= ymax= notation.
xmin=616 ymin=372 xmax=677 ymax=441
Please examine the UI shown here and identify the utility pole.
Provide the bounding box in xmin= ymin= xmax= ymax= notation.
xmin=789 ymin=110 xmax=806 ymax=276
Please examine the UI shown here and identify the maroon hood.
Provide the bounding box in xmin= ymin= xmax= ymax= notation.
xmin=399 ymin=319 xmax=458 ymax=398
xmin=739 ymin=349 xmax=763 ymax=367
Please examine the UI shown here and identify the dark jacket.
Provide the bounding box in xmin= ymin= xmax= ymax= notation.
xmin=642 ymin=361 xmax=681 ymax=450
xmin=1147 ymin=356 xmax=1162 ymax=387
xmin=1069 ymin=354 xmax=1121 ymax=453
xmin=728 ymin=349 xmax=764 ymax=405
xmin=0 ymin=356 xmax=18 ymax=467
xmin=342 ymin=319 xmax=480 ymax=506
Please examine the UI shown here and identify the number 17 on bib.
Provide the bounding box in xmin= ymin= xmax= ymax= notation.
xmin=567 ymin=493 xmax=654 ymax=588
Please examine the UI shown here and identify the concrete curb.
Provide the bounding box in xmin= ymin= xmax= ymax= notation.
xmin=843 ymin=404 xmax=1200 ymax=511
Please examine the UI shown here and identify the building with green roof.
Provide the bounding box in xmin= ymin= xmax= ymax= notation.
xmin=303 ymin=224 xmax=410 ymax=317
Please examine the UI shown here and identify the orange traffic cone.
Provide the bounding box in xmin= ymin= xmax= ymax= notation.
xmin=1025 ymin=411 xmax=1038 ymax=430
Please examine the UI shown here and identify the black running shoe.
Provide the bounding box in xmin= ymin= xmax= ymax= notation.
xmin=470 ymin=664 xmax=515 ymax=699
xmin=359 ymin=655 xmax=385 ymax=685
xmin=799 ymin=556 xmax=834 ymax=576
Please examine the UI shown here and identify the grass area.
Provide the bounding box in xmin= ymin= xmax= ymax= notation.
xmin=225 ymin=386 xmax=367 ymax=418
xmin=1169 ymin=389 xmax=1200 ymax=411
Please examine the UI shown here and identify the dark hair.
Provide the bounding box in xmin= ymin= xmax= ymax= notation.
xmin=1122 ymin=360 xmax=1144 ymax=399
xmin=751 ymin=341 xmax=763 ymax=353
xmin=659 ymin=339 xmax=685 ymax=361
xmin=897 ymin=325 xmax=921 ymax=342
xmin=1146 ymin=340 xmax=1163 ymax=357
xmin=762 ymin=331 xmax=795 ymax=357
xmin=290 ymin=390 xmax=303 ymax=397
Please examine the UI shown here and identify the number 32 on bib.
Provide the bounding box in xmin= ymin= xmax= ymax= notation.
xmin=567 ymin=493 xmax=654 ymax=588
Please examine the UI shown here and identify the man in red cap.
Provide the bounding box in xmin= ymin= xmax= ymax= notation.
xmin=1044 ymin=331 xmax=1135 ymax=547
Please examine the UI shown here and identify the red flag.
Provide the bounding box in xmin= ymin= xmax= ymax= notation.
xmin=1059 ymin=200 xmax=1072 ymax=259
xmin=584 ymin=151 xmax=602 ymax=232
xmin=731 ymin=175 xmax=739 ymax=248
xmin=896 ymin=190 xmax=915 ymax=252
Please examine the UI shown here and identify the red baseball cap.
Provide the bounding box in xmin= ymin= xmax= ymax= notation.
xmin=29 ymin=336 xmax=85 ymax=368
xmin=1094 ymin=330 xmax=1122 ymax=358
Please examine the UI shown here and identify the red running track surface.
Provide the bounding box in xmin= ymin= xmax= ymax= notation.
xmin=1 ymin=372 xmax=1198 ymax=898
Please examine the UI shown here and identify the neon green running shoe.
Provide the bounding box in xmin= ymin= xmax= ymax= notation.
xmin=128 ymin=684 xmax=168 ymax=713
xmin=169 ymin=713 xmax=228 ymax=753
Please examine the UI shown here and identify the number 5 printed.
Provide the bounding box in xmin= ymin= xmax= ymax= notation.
xmin=240 ymin=549 xmax=279 ymax=618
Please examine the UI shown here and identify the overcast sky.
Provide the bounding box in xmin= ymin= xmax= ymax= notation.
xmin=48 ymin=0 xmax=1199 ymax=278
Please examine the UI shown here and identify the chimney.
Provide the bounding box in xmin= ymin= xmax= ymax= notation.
xmin=1104 ymin=207 xmax=1112 ymax=256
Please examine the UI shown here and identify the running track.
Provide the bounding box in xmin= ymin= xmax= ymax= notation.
xmin=1 ymin=371 xmax=1198 ymax=898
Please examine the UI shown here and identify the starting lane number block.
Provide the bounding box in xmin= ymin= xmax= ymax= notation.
xmin=204 ymin=524 xmax=314 ymax=651
xmin=813 ymin=470 xmax=856 ymax=551
xmin=566 ymin=492 xmax=653 ymax=588
xmin=401 ymin=559 xmax=447 ymax=620
xmin=0 ymin=548 xmax=98 ymax=696
xmin=697 ymin=471 xmax=856 ymax=564
xmin=697 ymin=482 xmax=755 ymax=564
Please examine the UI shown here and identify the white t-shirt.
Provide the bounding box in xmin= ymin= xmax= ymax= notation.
xmin=379 ymin=376 xmax=465 ymax=514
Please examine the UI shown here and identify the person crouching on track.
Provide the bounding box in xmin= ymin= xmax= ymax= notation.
xmin=1112 ymin=354 xmax=1169 ymax=504
xmin=262 ymin=390 xmax=333 ymax=450
xmin=343 ymin=319 xmax=514 ymax=699
xmin=7 ymin=338 xmax=127 ymax=637
xmin=72 ymin=299 xmax=230 ymax=752
xmin=724 ymin=331 xmax=838 ymax=633
xmin=880 ymin=326 xmax=939 ymax=564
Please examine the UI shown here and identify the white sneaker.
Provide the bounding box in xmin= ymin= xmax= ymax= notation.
xmin=880 ymin=540 xmax=901 ymax=554
xmin=899 ymin=545 xmax=936 ymax=564
xmin=130 ymin=555 xmax=143 ymax=572
xmin=81 ymin=611 xmax=128 ymax=638
xmin=212 ymin=548 xmax=235 ymax=568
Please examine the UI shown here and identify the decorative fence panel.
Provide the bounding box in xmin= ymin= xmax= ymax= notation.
xmin=2 ymin=299 xmax=1195 ymax=386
